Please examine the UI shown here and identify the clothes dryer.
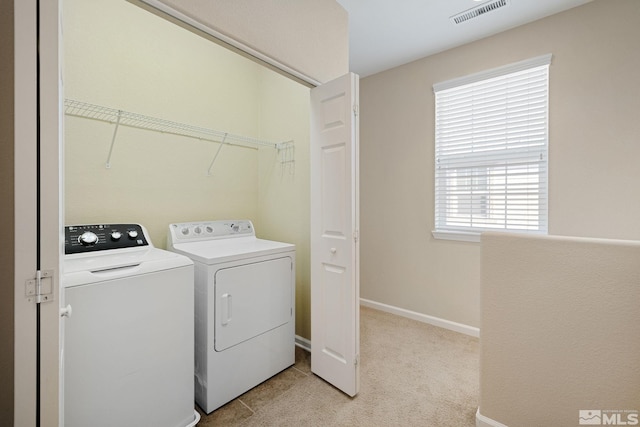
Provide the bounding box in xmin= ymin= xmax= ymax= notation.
xmin=167 ymin=220 xmax=295 ymax=414
xmin=63 ymin=224 xmax=199 ymax=427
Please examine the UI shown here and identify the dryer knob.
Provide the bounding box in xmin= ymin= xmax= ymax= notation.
xmin=110 ymin=231 xmax=122 ymax=241
xmin=127 ymin=230 xmax=139 ymax=239
xmin=78 ymin=231 xmax=98 ymax=246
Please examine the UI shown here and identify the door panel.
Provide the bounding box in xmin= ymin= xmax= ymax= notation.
xmin=321 ymin=144 xmax=347 ymax=237
xmin=310 ymin=72 xmax=360 ymax=397
xmin=321 ymin=264 xmax=347 ymax=363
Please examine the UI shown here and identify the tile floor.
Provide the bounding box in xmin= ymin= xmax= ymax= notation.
xmin=195 ymin=346 xmax=312 ymax=426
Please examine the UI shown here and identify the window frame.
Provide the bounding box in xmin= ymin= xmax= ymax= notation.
xmin=432 ymin=54 xmax=552 ymax=243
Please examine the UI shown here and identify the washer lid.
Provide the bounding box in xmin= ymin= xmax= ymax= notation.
xmin=63 ymin=247 xmax=193 ymax=287
xmin=171 ymin=236 xmax=295 ymax=265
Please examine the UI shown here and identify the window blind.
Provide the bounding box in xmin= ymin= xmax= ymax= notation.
xmin=433 ymin=56 xmax=550 ymax=238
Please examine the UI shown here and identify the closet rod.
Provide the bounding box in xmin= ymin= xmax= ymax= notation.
xmin=64 ymin=99 xmax=294 ymax=168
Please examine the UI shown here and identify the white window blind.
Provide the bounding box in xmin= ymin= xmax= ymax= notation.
xmin=433 ymin=55 xmax=550 ymax=240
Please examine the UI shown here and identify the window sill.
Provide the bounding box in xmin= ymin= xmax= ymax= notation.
xmin=431 ymin=230 xmax=481 ymax=243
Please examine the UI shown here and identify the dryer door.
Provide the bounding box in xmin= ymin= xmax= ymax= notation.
xmin=214 ymin=256 xmax=293 ymax=351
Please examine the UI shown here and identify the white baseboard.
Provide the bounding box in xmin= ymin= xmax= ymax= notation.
xmin=295 ymin=335 xmax=311 ymax=352
xmin=476 ymin=408 xmax=508 ymax=427
xmin=360 ymin=298 xmax=480 ymax=338
xmin=295 ymin=300 xmax=478 ymax=351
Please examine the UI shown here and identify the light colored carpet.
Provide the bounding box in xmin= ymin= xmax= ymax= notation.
xmin=239 ymin=306 xmax=479 ymax=426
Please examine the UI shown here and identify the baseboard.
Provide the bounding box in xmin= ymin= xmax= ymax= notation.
xmin=360 ymin=298 xmax=480 ymax=338
xmin=295 ymin=300 xmax=478 ymax=350
xmin=476 ymin=408 xmax=508 ymax=427
xmin=295 ymin=335 xmax=311 ymax=352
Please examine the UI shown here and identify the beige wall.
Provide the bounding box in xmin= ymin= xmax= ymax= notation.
xmin=0 ymin=0 xmax=14 ymax=423
xmin=360 ymin=0 xmax=640 ymax=329
xmin=65 ymin=0 xmax=263 ymax=245
xmin=65 ymin=0 xmax=314 ymax=338
xmin=152 ymin=0 xmax=349 ymax=84
xmin=256 ymin=68 xmax=312 ymax=338
xmin=480 ymin=232 xmax=640 ymax=426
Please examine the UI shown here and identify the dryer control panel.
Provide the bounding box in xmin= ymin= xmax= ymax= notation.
xmin=168 ymin=220 xmax=254 ymax=244
xmin=65 ymin=224 xmax=149 ymax=254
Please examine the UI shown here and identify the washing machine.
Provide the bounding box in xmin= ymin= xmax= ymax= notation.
xmin=62 ymin=223 xmax=200 ymax=427
xmin=167 ymin=220 xmax=295 ymax=414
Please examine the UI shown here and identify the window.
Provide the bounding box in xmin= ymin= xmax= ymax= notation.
xmin=433 ymin=54 xmax=551 ymax=242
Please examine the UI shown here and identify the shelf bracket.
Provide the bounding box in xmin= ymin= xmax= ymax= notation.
xmin=105 ymin=110 xmax=122 ymax=169
xmin=278 ymin=141 xmax=295 ymax=176
xmin=206 ymin=133 xmax=228 ymax=176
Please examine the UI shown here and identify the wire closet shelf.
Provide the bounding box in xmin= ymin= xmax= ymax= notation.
xmin=64 ymin=99 xmax=295 ymax=174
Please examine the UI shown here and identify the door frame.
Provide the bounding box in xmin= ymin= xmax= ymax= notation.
xmin=14 ymin=0 xmax=62 ymax=425
xmin=14 ymin=0 xmax=40 ymax=423
xmin=24 ymin=1 xmax=352 ymax=424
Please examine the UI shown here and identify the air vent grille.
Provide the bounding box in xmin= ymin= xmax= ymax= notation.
xmin=451 ymin=0 xmax=509 ymax=24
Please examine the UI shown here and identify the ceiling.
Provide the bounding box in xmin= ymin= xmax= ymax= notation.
xmin=336 ymin=0 xmax=593 ymax=77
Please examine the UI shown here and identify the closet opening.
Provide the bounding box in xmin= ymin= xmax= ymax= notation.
xmin=63 ymin=0 xmax=313 ymax=340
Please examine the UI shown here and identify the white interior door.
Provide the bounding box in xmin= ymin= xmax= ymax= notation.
xmin=310 ymin=72 xmax=360 ymax=397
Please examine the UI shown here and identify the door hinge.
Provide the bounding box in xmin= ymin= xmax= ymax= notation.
xmin=353 ymin=104 xmax=359 ymax=117
xmin=354 ymin=354 xmax=360 ymax=366
xmin=353 ymin=230 xmax=359 ymax=243
xmin=25 ymin=270 xmax=55 ymax=304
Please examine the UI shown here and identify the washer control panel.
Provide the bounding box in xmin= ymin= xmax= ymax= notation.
xmin=65 ymin=224 xmax=149 ymax=254
xmin=169 ymin=220 xmax=254 ymax=243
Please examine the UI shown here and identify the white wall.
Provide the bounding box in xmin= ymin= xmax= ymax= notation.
xmin=359 ymin=0 xmax=640 ymax=329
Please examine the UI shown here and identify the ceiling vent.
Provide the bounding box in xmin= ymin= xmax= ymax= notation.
xmin=451 ymin=0 xmax=510 ymax=25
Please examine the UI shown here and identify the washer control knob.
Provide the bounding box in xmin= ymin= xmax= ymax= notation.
xmin=181 ymin=227 xmax=190 ymax=236
xmin=194 ymin=226 xmax=202 ymax=234
xmin=127 ymin=230 xmax=139 ymax=239
xmin=78 ymin=231 xmax=98 ymax=246
xmin=110 ymin=231 xmax=122 ymax=241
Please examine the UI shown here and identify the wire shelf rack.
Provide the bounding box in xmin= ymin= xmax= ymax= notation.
xmin=64 ymin=99 xmax=294 ymax=173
